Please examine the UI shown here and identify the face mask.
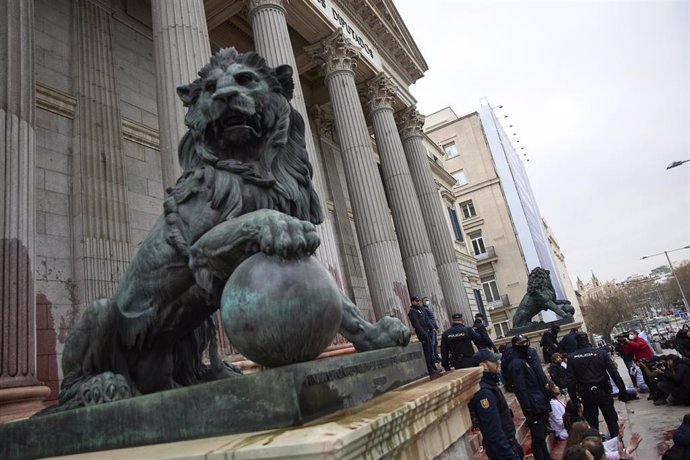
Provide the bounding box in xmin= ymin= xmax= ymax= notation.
xmin=628 ymin=334 xmax=635 ymax=340
xmin=424 ymin=301 xmax=430 ymax=305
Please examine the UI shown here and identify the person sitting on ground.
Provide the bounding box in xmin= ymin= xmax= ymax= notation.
xmin=549 ymin=352 xmax=568 ymax=393
xmin=630 ymin=359 xmax=650 ymax=393
xmin=663 ymin=413 xmax=690 ymax=460
xmin=565 ymin=420 xmax=592 ymax=449
xmin=562 ymin=444 xmax=595 ymax=460
xmin=657 ymin=355 xmax=690 ymax=406
xmin=581 ymin=436 xmax=606 ymax=460
xmin=546 ymin=382 xmax=568 ymax=440
xmin=563 ymin=399 xmax=586 ymax=432
xmin=676 ymin=329 xmax=690 ymax=360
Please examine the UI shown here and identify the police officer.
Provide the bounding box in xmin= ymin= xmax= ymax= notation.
xmin=408 ymin=296 xmax=438 ymax=375
xmin=441 ymin=313 xmax=481 ymax=371
xmin=469 ymin=348 xmax=524 ymax=460
xmin=539 ymin=324 xmax=560 ymax=363
xmin=507 ymin=334 xmax=551 ymax=460
xmin=566 ymin=332 xmax=629 ymax=438
xmin=473 ymin=313 xmax=498 ymax=352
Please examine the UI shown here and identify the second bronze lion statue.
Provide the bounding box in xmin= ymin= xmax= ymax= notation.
xmin=511 ymin=267 xmax=575 ymax=327
xmin=43 ymin=48 xmax=410 ymax=413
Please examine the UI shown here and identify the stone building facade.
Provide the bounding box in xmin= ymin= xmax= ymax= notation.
xmin=424 ymin=103 xmax=581 ymax=338
xmin=0 ymin=0 xmax=477 ymax=417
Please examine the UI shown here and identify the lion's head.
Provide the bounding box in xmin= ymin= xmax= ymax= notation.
xmin=526 ymin=267 xmax=555 ymax=296
xmin=173 ymin=48 xmax=322 ymax=225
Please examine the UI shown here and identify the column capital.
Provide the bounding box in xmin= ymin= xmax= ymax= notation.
xmin=395 ymin=106 xmax=425 ymax=140
xmin=365 ymin=73 xmax=397 ymax=114
xmin=246 ymin=0 xmax=287 ymax=19
xmin=305 ymin=29 xmax=361 ymax=76
xmin=310 ymin=105 xmax=337 ymax=141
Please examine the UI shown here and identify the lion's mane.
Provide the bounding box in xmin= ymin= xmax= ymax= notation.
xmin=526 ymin=267 xmax=554 ymax=296
xmin=163 ymin=48 xmax=323 ymax=257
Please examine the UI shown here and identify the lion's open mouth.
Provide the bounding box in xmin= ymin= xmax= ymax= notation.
xmin=207 ymin=111 xmax=263 ymax=144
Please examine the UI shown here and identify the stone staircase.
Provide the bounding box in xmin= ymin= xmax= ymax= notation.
xmin=466 ymin=392 xmax=566 ymax=460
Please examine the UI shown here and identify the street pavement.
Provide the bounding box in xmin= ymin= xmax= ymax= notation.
xmin=607 ymin=352 xmax=688 ymax=460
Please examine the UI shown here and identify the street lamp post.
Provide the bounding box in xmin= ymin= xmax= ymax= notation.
xmin=641 ymin=245 xmax=690 ymax=310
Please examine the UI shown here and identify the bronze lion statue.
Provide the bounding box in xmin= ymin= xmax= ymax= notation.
xmin=511 ymin=267 xmax=575 ymax=328
xmin=43 ymin=48 xmax=410 ymax=413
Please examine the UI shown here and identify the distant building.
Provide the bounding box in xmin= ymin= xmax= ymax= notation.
xmin=424 ymin=101 xmax=581 ymax=337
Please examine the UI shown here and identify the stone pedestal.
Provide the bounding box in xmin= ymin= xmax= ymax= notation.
xmin=0 ymin=0 xmax=50 ymax=423
xmin=35 ymin=368 xmax=482 ymax=459
xmin=0 ymin=345 xmax=429 ymax=459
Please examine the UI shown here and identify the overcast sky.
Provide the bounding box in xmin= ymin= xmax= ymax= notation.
xmin=395 ymin=0 xmax=690 ymax=285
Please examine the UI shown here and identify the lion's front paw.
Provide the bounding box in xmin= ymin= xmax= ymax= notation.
xmin=354 ymin=316 xmax=411 ymax=352
xmin=258 ymin=211 xmax=320 ymax=258
xmin=78 ymin=372 xmax=131 ymax=406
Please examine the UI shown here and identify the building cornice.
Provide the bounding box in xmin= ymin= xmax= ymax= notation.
xmin=334 ymin=0 xmax=427 ymax=85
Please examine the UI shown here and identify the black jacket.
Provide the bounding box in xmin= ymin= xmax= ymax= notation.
xmin=469 ymin=373 xmax=522 ymax=460
xmin=566 ymin=346 xmax=627 ymax=401
xmin=421 ymin=304 xmax=439 ymax=330
xmin=559 ymin=330 xmax=578 ymax=353
xmin=671 ymin=422 xmax=690 ymax=460
xmin=507 ymin=349 xmax=550 ymax=415
xmin=676 ymin=330 xmax=690 ymax=359
xmin=473 ymin=319 xmax=498 ymax=351
xmin=408 ymin=306 xmax=431 ymax=342
xmin=549 ymin=362 xmax=568 ymax=389
xmin=441 ymin=323 xmax=481 ymax=371
xmin=540 ymin=330 xmax=559 ymax=361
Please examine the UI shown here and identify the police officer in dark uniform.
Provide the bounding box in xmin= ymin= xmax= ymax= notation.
xmin=441 ymin=313 xmax=481 ymax=371
xmin=507 ymin=334 xmax=551 ymax=460
xmin=566 ymin=332 xmax=629 ymax=437
xmin=469 ymin=349 xmax=523 ymax=460
xmin=473 ymin=313 xmax=498 ymax=352
xmin=408 ymin=296 xmax=438 ymax=375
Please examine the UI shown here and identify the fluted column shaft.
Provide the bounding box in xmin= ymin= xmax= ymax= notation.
xmin=397 ymin=107 xmax=471 ymax=318
xmin=0 ymin=0 xmax=50 ymax=420
xmin=72 ymin=0 xmax=132 ymax=305
xmin=152 ymin=0 xmax=211 ymax=188
xmin=247 ymin=0 xmax=357 ymax=315
xmin=306 ymin=31 xmax=409 ymax=322
xmin=367 ymin=77 xmax=448 ymax=327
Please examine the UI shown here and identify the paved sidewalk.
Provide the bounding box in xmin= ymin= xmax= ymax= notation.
xmin=609 ymin=353 xmax=687 ymax=459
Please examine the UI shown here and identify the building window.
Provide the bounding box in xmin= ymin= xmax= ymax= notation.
xmin=452 ymin=170 xmax=467 ymax=186
xmin=447 ymin=207 xmax=463 ymax=241
xmin=495 ymin=321 xmax=510 ymax=338
xmin=482 ymin=278 xmax=500 ymax=303
xmin=470 ymin=231 xmax=486 ymax=256
xmin=443 ymin=141 xmax=458 ymax=158
xmin=460 ymin=200 xmax=476 ymax=219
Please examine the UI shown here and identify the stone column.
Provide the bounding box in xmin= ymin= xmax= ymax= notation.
xmin=151 ymin=0 xmax=211 ymax=188
xmin=306 ymin=30 xmax=409 ymax=322
xmin=247 ymin=0 xmax=350 ymax=309
xmin=396 ymin=107 xmax=471 ymax=319
xmin=71 ymin=0 xmax=132 ymax=307
xmin=0 ymin=0 xmax=51 ymax=422
xmin=366 ymin=75 xmax=448 ymax=327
